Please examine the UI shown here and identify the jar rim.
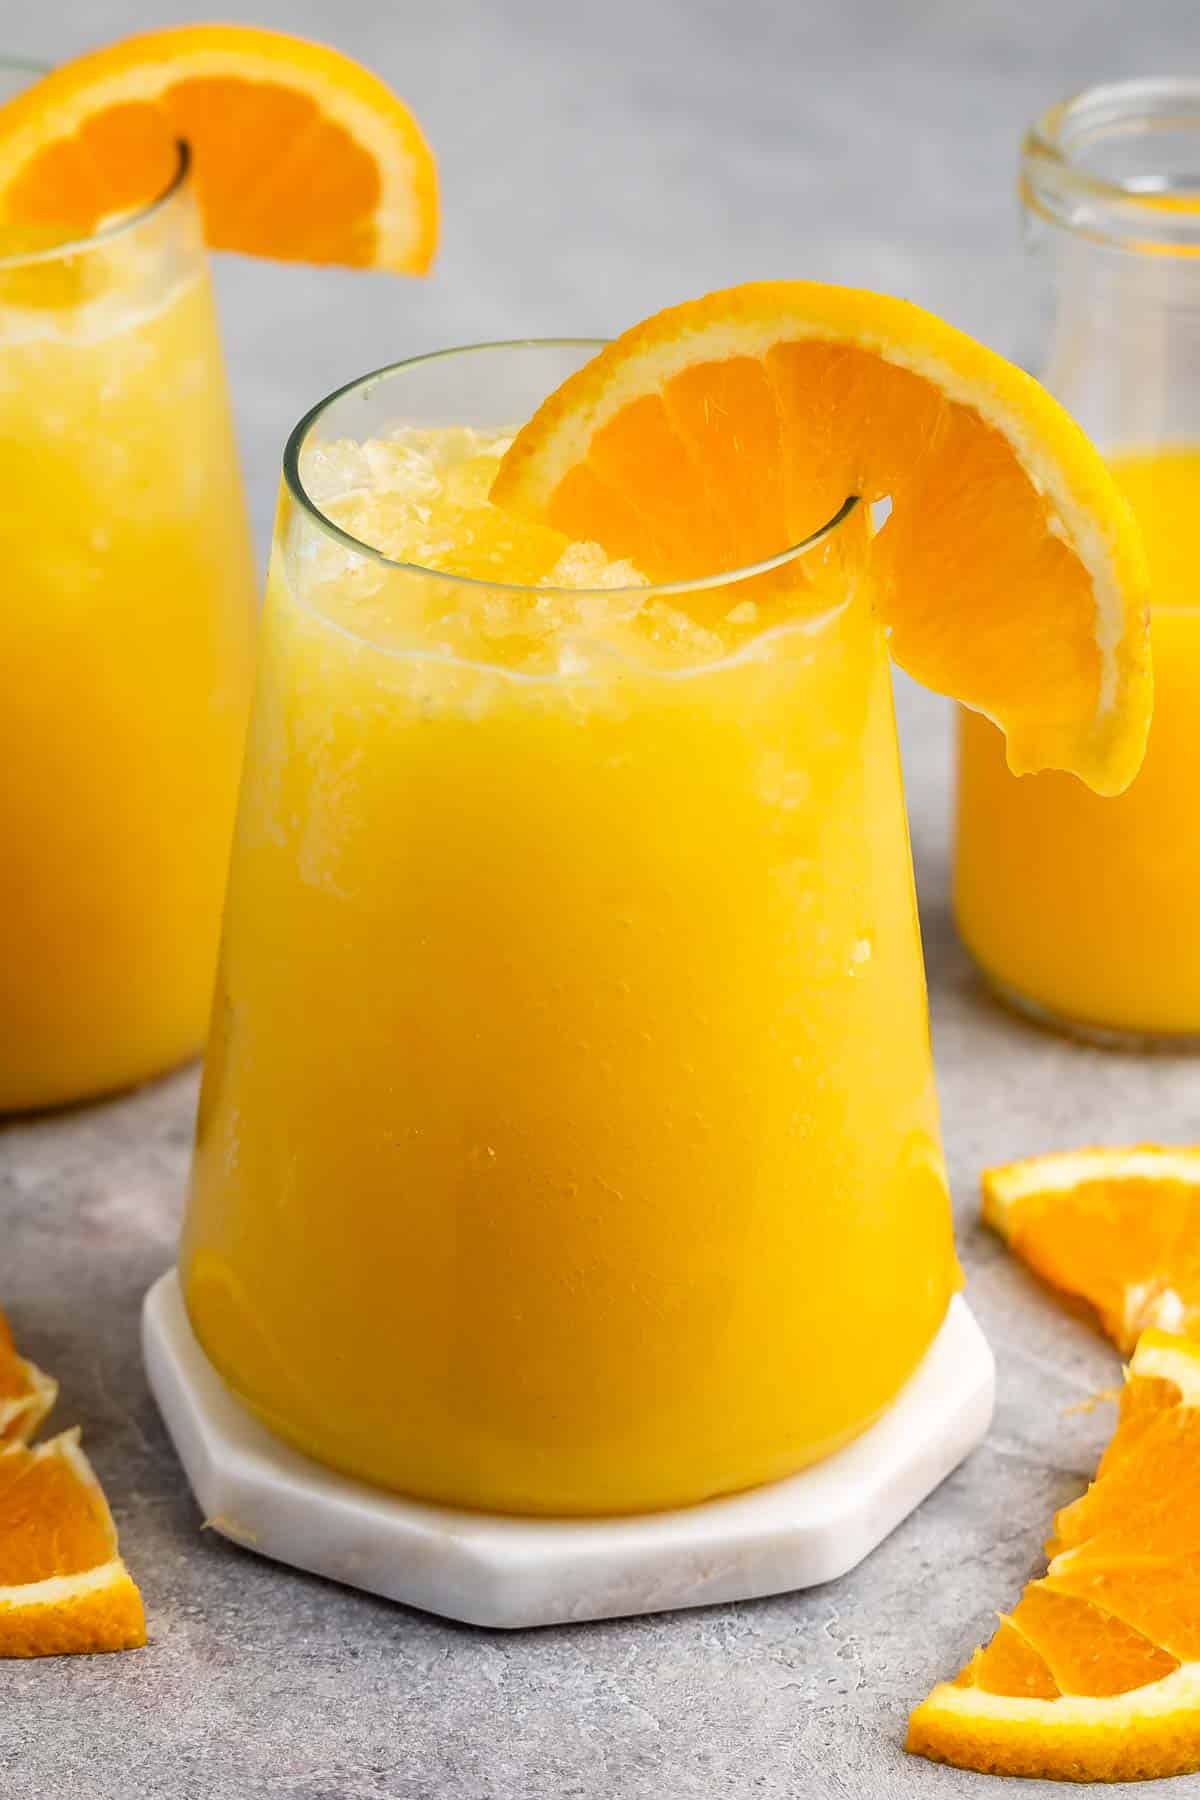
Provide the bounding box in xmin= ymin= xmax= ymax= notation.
xmin=1023 ymin=77 xmax=1200 ymax=255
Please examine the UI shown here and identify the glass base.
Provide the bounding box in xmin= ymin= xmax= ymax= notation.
xmin=976 ymin=967 xmax=1200 ymax=1054
xmin=143 ymin=1270 xmax=994 ymax=1628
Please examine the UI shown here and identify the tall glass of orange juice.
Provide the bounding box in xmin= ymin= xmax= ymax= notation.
xmin=955 ymin=79 xmax=1200 ymax=1043
xmin=0 ymin=67 xmax=257 ymax=1110
xmin=179 ymin=341 xmax=961 ymax=1517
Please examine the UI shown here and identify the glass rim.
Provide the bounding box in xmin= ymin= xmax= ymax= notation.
xmin=282 ymin=339 xmax=860 ymax=603
xmin=0 ymin=65 xmax=191 ymax=275
xmin=1023 ymin=77 xmax=1200 ymax=248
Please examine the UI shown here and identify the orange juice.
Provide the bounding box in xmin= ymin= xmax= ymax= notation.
xmin=956 ymin=447 xmax=1200 ymax=1040
xmin=0 ymin=175 xmax=256 ymax=1110
xmin=180 ymin=350 xmax=960 ymax=1517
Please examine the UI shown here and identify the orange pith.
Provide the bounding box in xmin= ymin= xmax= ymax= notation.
xmin=493 ymin=282 xmax=1152 ymax=796
xmin=0 ymin=1305 xmax=57 ymax=1447
xmin=984 ymin=1146 xmax=1200 ymax=1354
xmin=0 ymin=25 xmax=438 ymax=272
xmin=908 ymin=1332 xmax=1200 ymax=1782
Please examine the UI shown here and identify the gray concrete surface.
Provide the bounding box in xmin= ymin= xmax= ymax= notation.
xmin=3 ymin=0 xmax=1200 ymax=1794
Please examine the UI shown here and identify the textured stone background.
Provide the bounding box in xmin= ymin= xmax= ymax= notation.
xmin=3 ymin=1 xmax=1199 ymax=1794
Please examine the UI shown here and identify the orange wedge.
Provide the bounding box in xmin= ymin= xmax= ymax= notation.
xmin=0 ymin=1429 xmax=145 ymax=1656
xmin=985 ymin=1146 xmax=1200 ymax=1354
xmin=908 ymin=1331 xmax=1200 ymax=1781
xmin=493 ymin=282 xmax=1151 ymax=795
xmin=0 ymin=25 xmax=437 ymax=271
xmin=0 ymin=1305 xmax=57 ymax=1447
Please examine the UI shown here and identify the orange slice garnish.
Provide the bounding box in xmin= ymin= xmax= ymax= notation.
xmin=493 ymin=282 xmax=1151 ymax=795
xmin=0 ymin=24 xmax=437 ymax=271
xmin=985 ymin=1145 xmax=1200 ymax=1354
xmin=0 ymin=1305 xmax=57 ymax=1448
xmin=908 ymin=1331 xmax=1200 ymax=1781
xmin=0 ymin=1429 xmax=145 ymax=1657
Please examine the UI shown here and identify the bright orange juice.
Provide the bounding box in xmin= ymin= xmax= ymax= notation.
xmin=956 ymin=447 xmax=1200 ymax=1040
xmin=181 ymin=348 xmax=960 ymax=1516
xmin=0 ymin=172 xmax=256 ymax=1110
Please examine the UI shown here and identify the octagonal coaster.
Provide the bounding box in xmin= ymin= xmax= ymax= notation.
xmin=143 ymin=1271 xmax=993 ymax=1629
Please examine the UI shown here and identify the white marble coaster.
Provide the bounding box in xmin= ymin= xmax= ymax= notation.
xmin=143 ymin=1271 xmax=994 ymax=1629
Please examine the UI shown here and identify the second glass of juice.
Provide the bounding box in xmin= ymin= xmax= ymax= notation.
xmin=956 ymin=79 xmax=1200 ymax=1043
xmin=180 ymin=341 xmax=960 ymax=1516
xmin=0 ymin=66 xmax=257 ymax=1112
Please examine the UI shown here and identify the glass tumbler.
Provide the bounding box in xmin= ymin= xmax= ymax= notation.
xmin=0 ymin=64 xmax=257 ymax=1110
xmin=180 ymin=341 xmax=960 ymax=1517
xmin=955 ymin=79 xmax=1200 ymax=1044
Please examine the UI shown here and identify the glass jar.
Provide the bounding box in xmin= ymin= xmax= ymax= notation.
xmin=179 ymin=341 xmax=961 ymax=1517
xmin=0 ymin=63 xmax=257 ymax=1110
xmin=955 ymin=79 xmax=1200 ymax=1044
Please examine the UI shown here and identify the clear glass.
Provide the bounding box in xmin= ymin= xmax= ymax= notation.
xmin=0 ymin=65 xmax=257 ymax=1109
xmin=955 ymin=79 xmax=1200 ymax=1045
xmin=180 ymin=341 xmax=960 ymax=1517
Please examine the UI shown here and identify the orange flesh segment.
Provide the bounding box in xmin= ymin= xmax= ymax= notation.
xmin=1045 ymin=1560 xmax=1200 ymax=1665
xmin=5 ymin=100 xmax=179 ymax=230
xmin=972 ymin=1618 xmax=1061 ymax=1699
xmin=494 ymin=283 xmax=1152 ymax=796
xmin=537 ymin=345 xmax=1102 ymax=724
xmin=0 ymin=1433 xmax=146 ymax=1657
xmin=1008 ymin=1179 xmax=1198 ymax=1348
xmin=0 ymin=26 xmax=437 ymax=271
xmin=0 ymin=1309 xmax=20 ymax=1398
xmin=1009 ymin=1585 xmax=1178 ymax=1697
xmin=908 ymin=1333 xmax=1200 ymax=1780
xmin=0 ymin=1313 xmax=142 ymax=1657
xmin=0 ymin=1306 xmax=56 ymax=1447
xmin=0 ymin=1438 xmax=116 ymax=1582
xmin=985 ymin=1149 xmax=1200 ymax=1354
